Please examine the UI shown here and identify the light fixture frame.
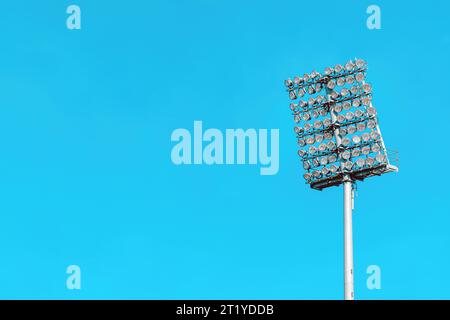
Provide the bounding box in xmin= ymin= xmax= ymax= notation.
xmin=285 ymin=59 xmax=398 ymax=191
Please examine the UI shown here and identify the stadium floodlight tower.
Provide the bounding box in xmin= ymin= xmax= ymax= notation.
xmin=284 ymin=59 xmax=398 ymax=300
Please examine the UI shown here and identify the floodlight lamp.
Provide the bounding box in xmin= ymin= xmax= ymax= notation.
xmin=321 ymin=167 xmax=330 ymax=175
xmin=323 ymin=118 xmax=332 ymax=127
xmin=334 ymin=64 xmax=344 ymax=73
xmin=302 ymin=112 xmax=310 ymax=121
xmin=309 ymin=146 xmax=317 ymax=155
xmin=352 ymin=135 xmax=361 ymax=144
xmin=303 ymin=160 xmax=311 ymax=170
xmin=347 ymin=125 xmax=357 ymax=134
xmin=371 ymin=143 xmax=381 ymax=153
xmin=308 ymin=97 xmax=316 ymax=106
xmin=343 ymin=161 xmax=353 ymax=171
xmin=289 ymin=91 xmax=297 ymax=100
xmin=294 ymin=126 xmax=302 ymax=134
xmin=342 ymin=150 xmax=351 ymax=160
xmin=340 ymin=128 xmax=348 ymax=136
xmin=362 ymin=133 xmax=370 ymax=142
xmin=343 ymin=101 xmax=352 ymax=110
xmin=362 ymin=83 xmax=372 ymax=94
xmin=334 ymin=103 xmax=343 ymax=113
xmin=285 ymin=79 xmax=293 ymax=87
xmin=341 ymin=88 xmax=350 ymax=97
xmin=318 ymin=143 xmax=327 ymax=152
xmin=299 ymin=100 xmax=308 ymax=108
xmin=327 ymin=141 xmax=336 ymax=150
xmin=345 ymin=61 xmax=355 ymax=71
xmin=316 ymin=95 xmax=325 ymax=104
xmin=298 ymin=139 xmax=306 ymax=147
xmin=298 ymin=149 xmax=306 ymax=157
xmin=319 ymin=108 xmax=328 ymax=116
xmin=320 ymin=157 xmax=328 ymax=167
xmin=328 ymin=154 xmax=337 ymax=163
xmin=316 ymin=134 xmax=324 ymax=143
xmin=350 ymin=85 xmax=360 ymax=95
xmin=346 ymin=75 xmax=355 ymax=85
xmin=327 ymin=80 xmax=336 ymax=90
xmin=370 ymin=131 xmax=379 ymax=140
xmin=337 ymin=114 xmax=346 ymax=123
xmin=313 ymin=170 xmax=321 ymax=178
xmin=294 ymin=76 xmax=302 ymax=85
xmin=325 ymin=67 xmax=333 ymax=75
xmin=324 ymin=131 xmax=333 ymax=140
xmin=355 ymin=109 xmax=364 ymax=118
xmin=342 ymin=137 xmax=351 ymax=146
xmin=308 ymin=86 xmax=316 ymax=95
xmin=352 ymin=148 xmax=361 ymax=157
xmin=355 ymin=59 xmax=366 ymax=68
xmin=294 ymin=115 xmax=301 ymax=123
xmin=361 ymin=97 xmax=371 ymax=106
xmin=306 ymin=136 xmax=315 ymax=145
xmin=367 ymin=119 xmax=376 ymax=129
xmin=304 ymin=123 xmax=312 ymax=131
xmin=303 ymin=173 xmax=312 ymax=181
xmin=315 ymin=83 xmax=323 ymax=92
xmin=330 ymin=91 xmax=340 ymax=100
xmin=303 ymin=73 xmax=310 ymax=82
xmin=375 ymin=154 xmax=386 ymax=163
xmin=312 ymin=158 xmax=320 ymax=167
xmin=367 ymin=106 xmax=377 ymax=116
xmin=357 ymin=122 xmax=366 ymax=132
xmin=314 ymin=120 xmax=323 ymax=129
xmin=329 ymin=164 xmax=338 ymax=173
xmin=345 ymin=111 xmax=354 ymax=121
xmin=352 ymin=99 xmax=361 ymax=108
xmin=356 ymin=158 xmax=365 ymax=167
xmin=362 ymin=146 xmax=371 ymax=155
xmin=366 ymin=157 xmax=375 ymax=166
xmin=355 ymin=73 xmax=365 ymax=82
xmin=298 ymin=88 xmax=306 ymax=97
xmin=337 ymin=77 xmax=346 ymax=86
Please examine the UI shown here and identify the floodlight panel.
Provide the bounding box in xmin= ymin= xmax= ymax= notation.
xmin=286 ymin=59 xmax=395 ymax=189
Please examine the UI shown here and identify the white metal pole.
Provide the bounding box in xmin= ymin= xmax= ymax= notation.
xmin=343 ymin=176 xmax=354 ymax=300
xmin=325 ymin=86 xmax=354 ymax=299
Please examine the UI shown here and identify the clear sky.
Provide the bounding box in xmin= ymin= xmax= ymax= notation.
xmin=0 ymin=0 xmax=449 ymax=299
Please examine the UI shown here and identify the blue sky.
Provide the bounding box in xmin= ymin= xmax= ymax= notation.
xmin=0 ymin=0 xmax=449 ymax=299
